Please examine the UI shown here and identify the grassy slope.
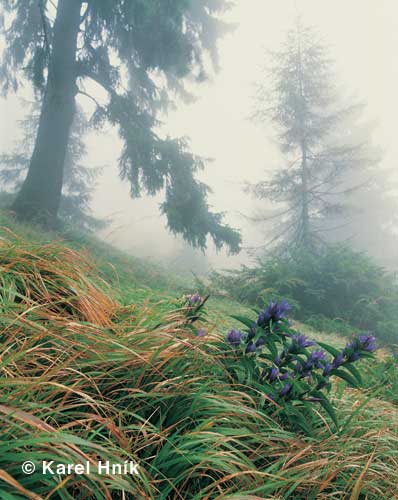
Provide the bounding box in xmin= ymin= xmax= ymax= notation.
xmin=0 ymin=212 xmax=345 ymax=347
xmin=1 ymin=211 xmax=397 ymax=499
xmin=0 ymin=212 xmax=269 ymax=340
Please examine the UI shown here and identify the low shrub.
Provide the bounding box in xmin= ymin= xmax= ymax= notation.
xmin=211 ymin=245 xmax=398 ymax=344
xmin=305 ymin=314 xmax=354 ymax=337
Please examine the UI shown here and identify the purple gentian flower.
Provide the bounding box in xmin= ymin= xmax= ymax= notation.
xmin=274 ymin=300 xmax=292 ymax=320
xmin=257 ymin=300 xmax=291 ymax=326
xmin=226 ymin=329 xmax=244 ymax=347
xmin=197 ymin=328 xmax=206 ymax=337
xmin=248 ymin=322 xmax=257 ymax=339
xmin=322 ymin=363 xmax=333 ymax=376
xmin=268 ymin=366 xmax=279 ymax=382
xmin=332 ymin=352 xmax=345 ymax=369
xmin=343 ymin=334 xmax=377 ymax=362
xmin=345 ymin=340 xmax=356 ymax=352
xmin=289 ymin=334 xmax=316 ymax=353
xmin=294 ymin=361 xmax=303 ymax=373
xmin=255 ymin=336 xmax=266 ymax=348
xmin=246 ymin=341 xmax=256 ymax=354
xmin=305 ymin=350 xmax=326 ymax=369
xmin=257 ymin=311 xmax=270 ymax=326
xmin=280 ymin=372 xmax=289 ymax=381
xmin=279 ymin=383 xmax=292 ymax=397
xmin=296 ymin=334 xmax=316 ymax=349
xmin=188 ymin=294 xmax=201 ymax=305
xmin=357 ymin=334 xmax=377 ymax=352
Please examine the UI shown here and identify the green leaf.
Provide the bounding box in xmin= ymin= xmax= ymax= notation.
xmin=317 ymin=341 xmax=341 ymax=357
xmin=284 ymin=405 xmax=314 ymax=436
xmin=230 ymin=315 xmax=255 ymax=329
xmin=344 ymin=362 xmax=362 ymax=385
xmin=267 ymin=337 xmax=278 ymax=359
xmin=312 ymin=390 xmax=339 ymax=430
xmin=334 ymin=368 xmax=359 ymax=388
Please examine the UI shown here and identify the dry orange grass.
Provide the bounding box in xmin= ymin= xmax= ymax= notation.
xmin=0 ymin=229 xmax=117 ymax=326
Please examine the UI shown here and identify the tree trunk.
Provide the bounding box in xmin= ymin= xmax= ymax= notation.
xmin=12 ymin=0 xmax=82 ymax=226
xmin=296 ymin=20 xmax=311 ymax=249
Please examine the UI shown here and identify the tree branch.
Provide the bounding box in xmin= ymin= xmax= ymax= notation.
xmin=39 ymin=0 xmax=51 ymax=54
xmin=77 ymin=89 xmax=103 ymax=110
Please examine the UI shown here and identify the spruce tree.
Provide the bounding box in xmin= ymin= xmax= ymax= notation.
xmin=248 ymin=20 xmax=377 ymax=252
xmin=0 ymin=0 xmax=240 ymax=252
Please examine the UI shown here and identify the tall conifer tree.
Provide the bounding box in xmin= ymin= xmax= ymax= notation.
xmin=249 ymin=20 xmax=377 ymax=252
xmin=1 ymin=0 xmax=240 ymax=252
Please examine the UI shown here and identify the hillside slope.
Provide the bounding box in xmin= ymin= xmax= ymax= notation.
xmin=0 ymin=211 xmax=344 ymax=347
xmin=0 ymin=211 xmax=397 ymax=499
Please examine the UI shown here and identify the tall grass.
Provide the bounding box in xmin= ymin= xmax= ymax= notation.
xmin=0 ymin=230 xmax=397 ymax=498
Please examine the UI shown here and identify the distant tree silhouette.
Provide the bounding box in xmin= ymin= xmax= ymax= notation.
xmin=248 ymin=19 xmax=379 ymax=252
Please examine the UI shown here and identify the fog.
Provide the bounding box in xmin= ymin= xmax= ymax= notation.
xmin=1 ymin=0 xmax=398 ymax=270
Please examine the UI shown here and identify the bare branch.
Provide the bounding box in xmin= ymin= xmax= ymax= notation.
xmin=77 ymin=89 xmax=103 ymax=110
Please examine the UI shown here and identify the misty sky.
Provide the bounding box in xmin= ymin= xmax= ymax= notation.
xmin=1 ymin=0 xmax=398 ymax=268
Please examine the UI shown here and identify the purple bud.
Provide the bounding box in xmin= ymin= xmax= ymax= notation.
xmin=322 ymin=363 xmax=333 ymax=376
xmin=279 ymin=383 xmax=292 ymax=397
xmin=294 ymin=361 xmax=303 ymax=373
xmin=247 ymin=323 xmax=257 ymax=340
xmin=246 ymin=341 xmax=256 ymax=354
xmin=348 ymin=351 xmax=361 ymax=362
xmin=268 ymin=367 xmax=279 ymax=382
xmin=280 ymin=372 xmax=289 ymax=381
xmin=188 ymin=294 xmax=201 ymax=305
xmin=255 ymin=336 xmax=266 ymax=348
xmin=197 ymin=328 xmax=206 ymax=337
xmin=226 ymin=329 xmax=244 ymax=347
xmin=257 ymin=308 xmax=271 ymax=327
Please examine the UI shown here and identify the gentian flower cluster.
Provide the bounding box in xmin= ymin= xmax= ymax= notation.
xmin=321 ymin=334 xmax=377 ymax=375
xmin=345 ymin=334 xmax=377 ymax=358
xmin=257 ymin=299 xmax=291 ymax=327
xmin=267 ymin=334 xmax=378 ymax=400
xmin=289 ymin=334 xmax=316 ymax=352
xmin=225 ymin=298 xmax=378 ymax=408
xmin=227 ymin=300 xmax=293 ymax=353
